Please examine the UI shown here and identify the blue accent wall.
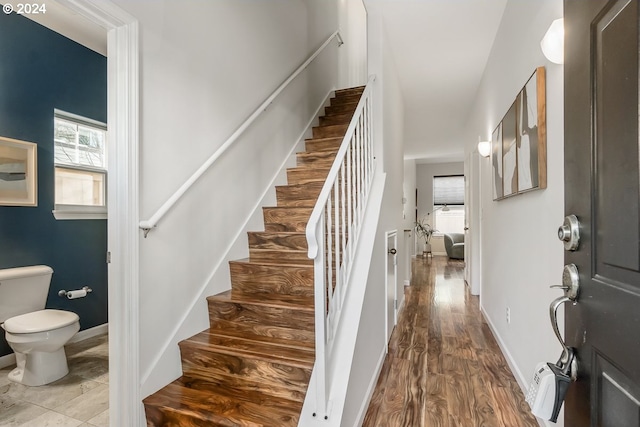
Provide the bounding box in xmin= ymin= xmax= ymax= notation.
xmin=0 ymin=13 xmax=107 ymax=357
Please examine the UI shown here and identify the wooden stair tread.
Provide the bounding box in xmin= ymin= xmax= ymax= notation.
xmin=248 ymin=231 xmax=307 ymax=248
xmin=275 ymin=181 xmax=324 ymax=191
xmin=229 ymin=257 xmax=314 ymax=270
xmin=207 ymin=289 xmax=314 ymax=311
xmin=312 ymin=123 xmax=348 ymax=138
xmin=287 ymin=166 xmax=330 ymax=174
xmin=247 ymin=231 xmax=309 ymax=264
xmin=325 ymin=102 xmax=358 ymax=116
xmin=295 ymin=155 xmax=337 ymax=168
xmin=181 ymin=330 xmax=315 ymax=367
xmin=285 ymin=168 xmax=330 ymax=186
xmin=330 ymin=95 xmax=360 ymax=106
xmin=205 ymin=322 xmax=315 ymax=350
xmin=296 ymin=150 xmax=338 ymax=160
xmin=319 ymin=112 xmax=354 ymax=126
xmin=305 ymin=135 xmax=343 ymax=143
xmin=262 ymin=206 xmax=312 ymax=232
xmin=304 ymin=136 xmax=344 ymax=153
xmin=228 ymin=258 xmax=314 ymax=296
xmin=335 ymin=86 xmax=365 ymax=96
xmin=143 ymin=377 xmax=302 ymax=427
xmin=312 ymin=123 xmax=348 ymax=132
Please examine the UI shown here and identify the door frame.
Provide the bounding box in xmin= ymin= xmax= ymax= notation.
xmin=465 ymin=150 xmax=482 ymax=296
xmin=58 ymin=1 xmax=140 ymax=425
xmin=385 ymin=230 xmax=398 ymax=347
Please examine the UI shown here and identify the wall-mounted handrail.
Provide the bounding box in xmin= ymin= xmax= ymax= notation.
xmin=139 ymin=30 xmax=343 ymax=237
xmin=305 ymin=75 xmax=376 ymax=419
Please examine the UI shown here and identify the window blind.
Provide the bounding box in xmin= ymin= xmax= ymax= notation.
xmin=433 ymin=175 xmax=464 ymax=205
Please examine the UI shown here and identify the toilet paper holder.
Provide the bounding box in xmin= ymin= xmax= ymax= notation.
xmin=58 ymin=286 xmax=92 ymax=298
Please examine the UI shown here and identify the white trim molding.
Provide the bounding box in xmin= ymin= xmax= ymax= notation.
xmin=53 ymin=204 xmax=108 ymax=220
xmin=56 ymin=1 xmax=141 ymax=426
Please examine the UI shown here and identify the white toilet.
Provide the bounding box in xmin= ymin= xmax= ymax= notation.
xmin=0 ymin=265 xmax=80 ymax=386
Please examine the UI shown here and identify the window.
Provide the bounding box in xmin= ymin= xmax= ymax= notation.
xmin=433 ymin=175 xmax=465 ymax=234
xmin=52 ymin=110 xmax=107 ymax=220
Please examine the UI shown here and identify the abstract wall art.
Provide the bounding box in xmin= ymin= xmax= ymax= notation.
xmin=492 ymin=67 xmax=547 ymax=201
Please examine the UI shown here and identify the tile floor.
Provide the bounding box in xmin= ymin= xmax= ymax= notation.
xmin=0 ymin=334 xmax=109 ymax=427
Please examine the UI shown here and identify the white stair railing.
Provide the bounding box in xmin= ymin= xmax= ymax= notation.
xmin=139 ymin=31 xmax=343 ymax=237
xmin=305 ymin=75 xmax=376 ymax=419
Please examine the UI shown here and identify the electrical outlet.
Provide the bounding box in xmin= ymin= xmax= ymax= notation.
xmin=506 ymin=307 xmax=511 ymax=324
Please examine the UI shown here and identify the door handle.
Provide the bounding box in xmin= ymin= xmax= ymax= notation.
xmin=388 ymin=248 xmax=397 ymax=255
xmin=549 ymin=264 xmax=580 ymax=380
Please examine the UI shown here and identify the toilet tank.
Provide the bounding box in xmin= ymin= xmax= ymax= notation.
xmin=0 ymin=265 xmax=54 ymax=323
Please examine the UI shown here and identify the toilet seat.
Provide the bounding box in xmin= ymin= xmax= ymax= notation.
xmin=3 ymin=309 xmax=79 ymax=333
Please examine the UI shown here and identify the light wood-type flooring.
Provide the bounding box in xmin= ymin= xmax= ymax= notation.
xmin=363 ymin=256 xmax=539 ymax=427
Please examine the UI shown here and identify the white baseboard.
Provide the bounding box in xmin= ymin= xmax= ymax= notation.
xmin=68 ymin=323 xmax=108 ymax=344
xmin=404 ymin=279 xmax=410 ymax=287
xmin=353 ymin=346 xmax=387 ymax=427
xmin=0 ymin=353 xmax=15 ymax=369
xmin=0 ymin=323 xmax=108 ymax=369
xmin=481 ymin=309 xmax=549 ymax=427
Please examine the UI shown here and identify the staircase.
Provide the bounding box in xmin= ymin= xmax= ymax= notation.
xmin=143 ymin=86 xmax=365 ymax=427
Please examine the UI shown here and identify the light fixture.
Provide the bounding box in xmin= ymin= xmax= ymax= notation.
xmin=477 ymin=139 xmax=491 ymax=158
xmin=428 ymin=204 xmax=450 ymax=216
xmin=541 ymin=18 xmax=564 ymax=64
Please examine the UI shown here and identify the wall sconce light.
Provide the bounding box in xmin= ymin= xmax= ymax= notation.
xmin=477 ymin=138 xmax=491 ymax=158
xmin=541 ymin=18 xmax=564 ymax=64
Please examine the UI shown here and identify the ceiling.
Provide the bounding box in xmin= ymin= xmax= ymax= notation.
xmin=24 ymin=0 xmax=106 ymax=56
xmin=367 ymin=0 xmax=508 ymax=164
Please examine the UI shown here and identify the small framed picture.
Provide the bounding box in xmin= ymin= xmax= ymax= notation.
xmin=0 ymin=136 xmax=37 ymax=206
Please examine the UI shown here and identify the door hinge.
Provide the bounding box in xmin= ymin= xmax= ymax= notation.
xmin=106 ymin=251 xmax=111 ymax=264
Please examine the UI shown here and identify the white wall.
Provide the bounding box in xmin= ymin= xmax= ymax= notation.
xmin=403 ymin=159 xmax=416 ymax=283
xmin=340 ymin=10 xmax=406 ymax=425
xmin=464 ymin=0 xmax=564 ymax=425
xmin=339 ymin=0 xmax=368 ymax=88
xmin=416 ymin=162 xmax=465 ymax=255
xmin=109 ymin=0 xmax=356 ymax=398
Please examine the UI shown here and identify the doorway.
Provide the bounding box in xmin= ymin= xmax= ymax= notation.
xmin=385 ymin=230 xmax=398 ymax=346
xmin=44 ymin=2 xmax=141 ymax=426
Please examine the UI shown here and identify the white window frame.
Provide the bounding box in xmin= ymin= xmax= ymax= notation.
xmin=432 ymin=175 xmax=465 ymax=235
xmin=52 ymin=109 xmax=108 ymax=220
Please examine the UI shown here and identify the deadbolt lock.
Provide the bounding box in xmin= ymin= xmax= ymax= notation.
xmin=558 ymin=215 xmax=580 ymax=251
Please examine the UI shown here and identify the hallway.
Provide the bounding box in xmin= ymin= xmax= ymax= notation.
xmin=363 ymin=256 xmax=539 ymax=426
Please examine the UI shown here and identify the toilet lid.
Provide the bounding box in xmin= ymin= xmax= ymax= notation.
xmin=3 ymin=309 xmax=79 ymax=334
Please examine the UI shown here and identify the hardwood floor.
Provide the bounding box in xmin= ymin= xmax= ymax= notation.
xmin=363 ymin=256 xmax=539 ymax=427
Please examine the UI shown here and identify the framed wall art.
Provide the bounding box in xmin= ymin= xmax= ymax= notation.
xmin=0 ymin=136 xmax=37 ymax=206
xmin=492 ymin=66 xmax=547 ymax=201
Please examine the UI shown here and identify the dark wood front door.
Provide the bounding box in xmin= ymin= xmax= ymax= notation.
xmin=564 ymin=0 xmax=640 ymax=425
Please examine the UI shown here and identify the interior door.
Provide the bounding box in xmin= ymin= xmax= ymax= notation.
xmin=385 ymin=231 xmax=398 ymax=345
xmin=564 ymin=0 xmax=640 ymax=425
xmin=464 ymin=152 xmax=472 ymax=287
